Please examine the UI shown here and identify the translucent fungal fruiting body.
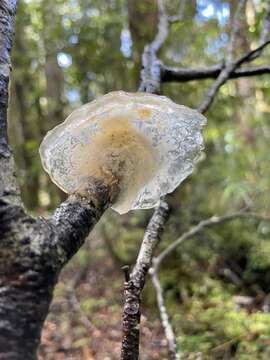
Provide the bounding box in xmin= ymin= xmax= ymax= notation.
xmin=39 ymin=91 xmax=206 ymax=214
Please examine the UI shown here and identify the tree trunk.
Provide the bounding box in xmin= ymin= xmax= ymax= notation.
xmin=41 ymin=0 xmax=66 ymax=205
xmin=0 ymin=188 xmax=114 ymax=359
xmin=127 ymin=0 xmax=158 ymax=87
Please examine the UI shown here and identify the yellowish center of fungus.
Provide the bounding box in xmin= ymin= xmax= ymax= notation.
xmin=138 ymin=108 xmax=152 ymax=119
xmin=72 ymin=117 xmax=158 ymax=213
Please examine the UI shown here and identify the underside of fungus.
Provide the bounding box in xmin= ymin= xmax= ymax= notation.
xmin=39 ymin=91 xmax=206 ymax=214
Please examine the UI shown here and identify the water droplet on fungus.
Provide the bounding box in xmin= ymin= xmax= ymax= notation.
xmin=39 ymin=91 xmax=206 ymax=214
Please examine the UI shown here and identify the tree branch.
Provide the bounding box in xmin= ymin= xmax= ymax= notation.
xmin=260 ymin=3 xmax=270 ymax=45
xmin=0 ymin=180 xmax=115 ymax=359
xmin=154 ymin=211 xmax=270 ymax=270
xmin=226 ymin=0 xmax=247 ymax=64
xmin=149 ymin=211 xmax=270 ymax=359
xmin=0 ymin=0 xmax=16 ymax=158
xmin=66 ymin=265 xmax=95 ymax=333
xmin=169 ymin=0 xmax=186 ymax=23
xmin=197 ymin=39 xmax=270 ymax=114
xmin=121 ymin=1 xmax=173 ymax=358
xmin=198 ymin=0 xmax=246 ymax=113
xmin=149 ymin=268 xmax=180 ymax=360
xmin=121 ymin=200 xmax=169 ymax=360
xmin=47 ymin=179 xmax=116 ymax=266
xmin=161 ymin=64 xmax=270 ymax=82
xmin=198 ymin=1 xmax=270 ymax=114
xmin=0 ymin=0 xmax=21 ymax=205
xmin=236 ymin=40 xmax=270 ymax=66
xmin=197 ymin=64 xmax=235 ymax=113
xmin=139 ymin=0 xmax=170 ymax=93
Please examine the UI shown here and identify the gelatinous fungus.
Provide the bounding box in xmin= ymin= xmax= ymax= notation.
xmin=40 ymin=91 xmax=206 ymax=214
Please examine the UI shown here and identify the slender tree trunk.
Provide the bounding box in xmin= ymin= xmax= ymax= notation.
xmin=42 ymin=0 xmax=64 ymax=132
xmin=41 ymin=0 xmax=66 ymax=205
xmin=127 ymin=0 xmax=158 ymax=87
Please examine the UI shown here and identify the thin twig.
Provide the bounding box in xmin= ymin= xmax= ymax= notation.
xmin=66 ymin=265 xmax=95 ymax=332
xmin=149 ymin=268 xmax=180 ymax=360
xmin=198 ymin=1 xmax=270 ymax=114
xmin=151 ymin=0 xmax=169 ymax=53
xmin=198 ymin=64 xmax=236 ymax=114
xmin=161 ymin=64 xmax=270 ymax=82
xmin=66 ymin=287 xmax=95 ymax=332
xmin=149 ymin=210 xmax=270 ymax=359
xmin=154 ymin=211 xmax=270 ymax=270
xmin=198 ymin=0 xmax=247 ymax=113
xmin=236 ymin=40 xmax=270 ymax=66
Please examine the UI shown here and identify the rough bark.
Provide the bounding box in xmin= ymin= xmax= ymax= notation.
xmin=0 ymin=0 xmax=21 ymax=207
xmin=0 ymin=185 xmax=113 ymax=359
xmin=0 ymin=1 xmax=15 ymax=158
xmin=121 ymin=201 xmax=169 ymax=360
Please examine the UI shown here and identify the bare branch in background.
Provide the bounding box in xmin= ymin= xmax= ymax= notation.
xmin=162 ymin=3 xmax=270 ymax=87
xmin=198 ymin=0 xmax=247 ymax=113
xmin=169 ymin=0 xmax=186 ymax=23
xmin=67 ymin=289 xmax=95 ymax=333
xmin=154 ymin=211 xmax=270 ymax=270
xmin=149 ymin=211 xmax=270 ymax=359
xmin=198 ymin=40 xmax=270 ymax=113
xmin=133 ymin=200 xmax=169 ymax=275
xmin=64 ymin=264 xmax=96 ymax=332
xmin=259 ymin=3 xmax=270 ymax=45
xmin=197 ymin=65 xmax=235 ymax=114
xmin=161 ymin=64 xmax=270 ymax=82
xmin=151 ymin=0 xmax=169 ymax=53
xmin=139 ymin=0 xmax=172 ymax=93
xmin=226 ymin=0 xmax=247 ymax=64
xmin=198 ymin=1 xmax=270 ymax=114
xmin=150 ymin=268 xmax=180 ymax=360
xmin=222 ymin=268 xmax=243 ymax=287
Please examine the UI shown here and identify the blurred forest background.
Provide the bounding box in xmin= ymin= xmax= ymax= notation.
xmin=8 ymin=0 xmax=270 ymax=359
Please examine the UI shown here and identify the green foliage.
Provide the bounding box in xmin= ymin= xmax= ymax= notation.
xmin=174 ymin=278 xmax=270 ymax=359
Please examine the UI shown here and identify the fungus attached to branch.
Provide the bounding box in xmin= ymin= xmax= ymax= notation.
xmin=40 ymin=91 xmax=206 ymax=214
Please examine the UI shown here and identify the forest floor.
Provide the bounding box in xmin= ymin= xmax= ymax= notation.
xmin=38 ymin=246 xmax=169 ymax=360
